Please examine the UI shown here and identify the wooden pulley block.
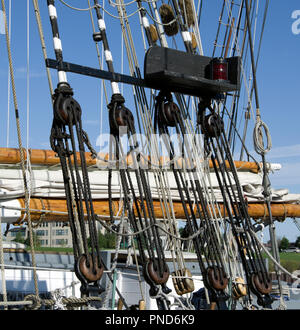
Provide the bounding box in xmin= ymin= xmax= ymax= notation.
xmin=149 ymin=24 xmax=158 ymax=43
xmin=172 ymin=270 xmax=186 ymax=295
xmin=232 ymin=277 xmax=247 ymax=299
xmin=53 ymin=84 xmax=81 ymax=126
xmin=202 ymin=113 xmax=224 ymax=138
xmin=59 ymin=96 xmax=82 ymax=125
xmin=251 ymin=272 xmax=272 ymax=295
xmin=206 ymin=266 xmax=228 ymax=291
xmin=146 ymin=259 xmax=170 ymax=285
xmin=117 ymin=298 xmax=124 ymax=310
xmin=139 ymin=300 xmax=146 ymax=310
xmin=159 ymin=101 xmax=180 ymax=127
xmin=239 ymin=236 xmax=247 ymax=256
xmin=115 ymin=107 xmax=134 ymax=128
xmin=190 ymin=32 xmax=197 ymax=50
xmin=109 ymin=105 xmax=134 ymax=135
xmin=78 ymin=254 xmax=104 ymax=283
xmin=172 ymin=268 xmax=195 ymax=295
xmin=182 ymin=268 xmax=195 ymax=292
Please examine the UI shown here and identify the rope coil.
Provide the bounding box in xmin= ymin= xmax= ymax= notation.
xmin=253 ymin=118 xmax=272 ymax=155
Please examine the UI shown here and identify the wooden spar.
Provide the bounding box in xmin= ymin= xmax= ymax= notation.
xmin=13 ymin=198 xmax=300 ymax=224
xmin=0 ymin=147 xmax=100 ymax=167
xmin=0 ymin=147 xmax=261 ymax=173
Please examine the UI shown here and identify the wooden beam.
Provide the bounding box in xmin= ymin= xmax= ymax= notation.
xmin=14 ymin=198 xmax=300 ymax=224
xmin=0 ymin=147 xmax=261 ymax=173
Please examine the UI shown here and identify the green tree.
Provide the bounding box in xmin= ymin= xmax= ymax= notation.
xmin=295 ymin=236 xmax=300 ymax=248
xmin=88 ymin=231 xmax=116 ymax=249
xmin=24 ymin=232 xmax=41 ymax=248
xmin=13 ymin=231 xmax=25 ymax=244
xmin=279 ymin=236 xmax=289 ymax=251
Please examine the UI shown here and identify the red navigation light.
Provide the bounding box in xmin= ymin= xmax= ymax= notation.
xmin=211 ymin=58 xmax=228 ymax=81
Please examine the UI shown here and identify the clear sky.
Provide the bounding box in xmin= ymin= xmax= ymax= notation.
xmin=0 ymin=0 xmax=300 ymax=242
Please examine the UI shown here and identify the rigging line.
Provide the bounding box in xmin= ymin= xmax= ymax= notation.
xmin=191 ymin=0 xmax=204 ymax=55
xmin=58 ymin=0 xmax=98 ymax=11
xmin=106 ymin=3 xmax=170 ymax=284
xmin=147 ymin=0 xmax=168 ymax=46
xmin=228 ymin=0 xmax=244 ymax=58
xmin=26 ymin=0 xmax=33 ymax=229
xmin=222 ymin=1 xmax=243 ymax=144
xmin=127 ymin=125 xmax=168 ymax=270
xmin=250 ymin=229 xmax=299 ymax=281
xmin=222 ymin=103 xmax=260 ymax=166
xmin=59 ymin=0 xmax=142 ymax=19
xmin=26 ymin=0 xmax=30 ymax=152
xmin=147 ymin=1 xmax=213 ymax=276
xmin=6 ymin=0 xmax=11 ymax=148
xmin=118 ymin=1 xmax=155 ymax=149
xmin=100 ymin=213 xmax=125 ymax=309
xmin=97 ymin=209 xmax=207 ymax=242
xmin=243 ymin=0 xmax=275 ymax=296
xmin=1 ymin=0 xmax=39 ymax=298
xmin=109 ymin=0 xmax=160 ymax=6
xmin=0 ymin=215 xmax=8 ymax=309
xmin=103 ymin=1 xmax=157 ymax=240
xmin=86 ymin=0 xmax=109 ymax=106
xmin=92 ymin=2 xmax=155 ymax=258
xmin=32 ymin=0 xmax=54 ymax=99
xmin=214 ymin=136 xmax=269 ymax=282
xmin=175 ymin=113 xmax=227 ymax=269
xmin=157 ymin=105 xmax=211 ymax=269
xmin=149 ymin=24 xmax=229 ymax=270
xmin=212 ymin=0 xmax=226 ymax=57
xmin=244 ymin=0 xmax=260 ymax=116
xmin=240 ymin=0 xmax=269 ymax=160
xmin=116 ymin=4 xmax=153 ymax=153
xmin=224 ymin=0 xmax=243 ymax=58
xmin=220 ymin=0 xmax=235 ymax=58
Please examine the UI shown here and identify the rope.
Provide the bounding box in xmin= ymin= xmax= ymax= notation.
xmin=58 ymin=0 xmax=179 ymax=27
xmin=32 ymin=0 xmax=54 ymax=98
xmin=23 ymin=293 xmax=102 ymax=310
xmin=253 ymin=118 xmax=272 ymax=155
xmin=58 ymin=0 xmax=141 ymax=18
xmin=249 ymin=229 xmax=299 ymax=280
xmin=6 ymin=0 xmax=11 ymax=148
xmin=1 ymin=0 xmax=39 ymax=298
xmin=0 ymin=216 xmax=8 ymax=309
xmin=97 ymin=215 xmax=207 ymax=241
xmin=100 ymin=213 xmax=124 ymax=309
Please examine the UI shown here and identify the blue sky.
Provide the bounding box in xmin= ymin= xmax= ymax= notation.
xmin=0 ymin=0 xmax=300 ymax=242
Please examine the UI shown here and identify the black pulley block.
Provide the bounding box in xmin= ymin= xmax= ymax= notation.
xmin=109 ymin=104 xmax=134 ymax=135
xmin=53 ymin=83 xmax=81 ymax=126
xmin=159 ymin=101 xmax=180 ymax=127
xmin=201 ymin=113 xmax=224 ymax=138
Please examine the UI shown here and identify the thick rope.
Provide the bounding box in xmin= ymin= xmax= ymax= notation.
xmin=23 ymin=293 xmax=102 ymax=310
xmin=1 ymin=0 xmax=39 ymax=297
xmin=0 ymin=216 xmax=8 ymax=309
